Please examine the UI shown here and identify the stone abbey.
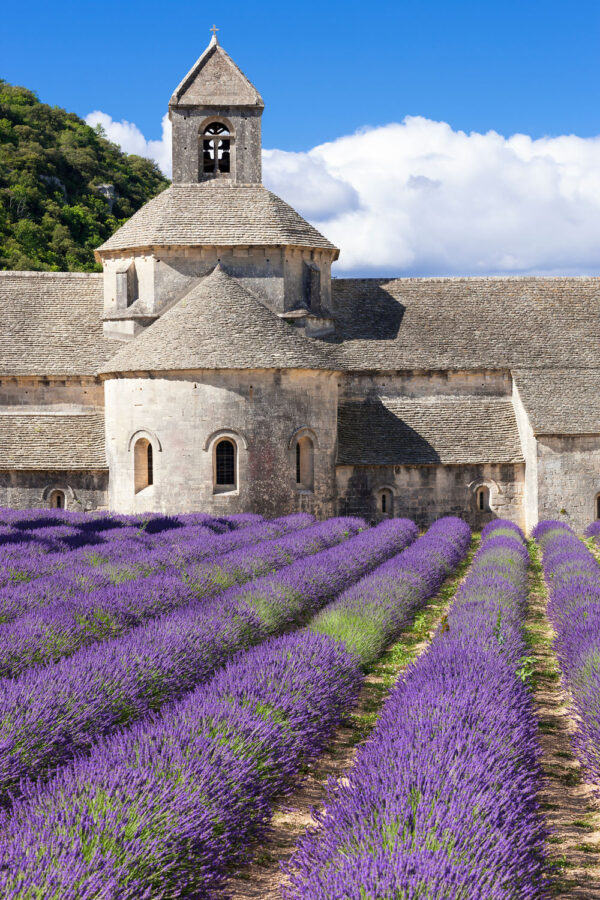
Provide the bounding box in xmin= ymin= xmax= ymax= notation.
xmin=1 ymin=35 xmax=599 ymax=532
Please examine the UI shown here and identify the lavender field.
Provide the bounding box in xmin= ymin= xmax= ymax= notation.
xmin=0 ymin=508 xmax=599 ymax=897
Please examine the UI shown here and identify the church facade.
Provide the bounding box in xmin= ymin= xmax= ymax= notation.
xmin=1 ymin=36 xmax=599 ymax=532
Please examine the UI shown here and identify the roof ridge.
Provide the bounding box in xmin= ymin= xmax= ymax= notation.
xmin=373 ymin=395 xmax=515 ymax=402
xmin=0 ymin=271 xmax=102 ymax=279
xmin=334 ymin=275 xmax=600 ymax=283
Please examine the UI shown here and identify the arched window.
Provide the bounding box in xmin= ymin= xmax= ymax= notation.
xmin=201 ymin=122 xmax=230 ymax=175
xmin=215 ymin=439 xmax=236 ymax=491
xmin=134 ymin=438 xmax=153 ymax=494
xmin=49 ymin=490 xmax=65 ymax=509
xmin=295 ymin=436 xmax=314 ymax=491
xmin=596 ymin=493 xmax=600 ymax=520
xmin=379 ymin=488 xmax=393 ymax=517
xmin=476 ymin=485 xmax=490 ymax=512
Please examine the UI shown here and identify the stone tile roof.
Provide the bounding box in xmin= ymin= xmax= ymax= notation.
xmin=0 ymin=412 xmax=107 ymax=469
xmin=332 ymin=277 xmax=600 ymax=370
xmin=0 ymin=272 xmax=114 ymax=376
xmin=514 ymin=369 xmax=600 ymax=435
xmin=98 ymin=266 xmax=334 ymax=374
xmin=96 ymin=183 xmax=338 ymax=255
xmin=169 ymin=38 xmax=264 ymax=108
xmin=337 ymin=397 xmax=524 ymax=465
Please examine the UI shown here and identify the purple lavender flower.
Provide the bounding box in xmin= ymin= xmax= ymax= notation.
xmin=0 ymin=518 xmax=471 ymax=899
xmin=283 ymin=521 xmax=547 ymax=899
xmin=0 ymin=517 xmax=414 ymax=802
xmin=0 ymin=516 xmax=362 ymax=678
xmin=534 ymin=519 xmax=600 ymax=784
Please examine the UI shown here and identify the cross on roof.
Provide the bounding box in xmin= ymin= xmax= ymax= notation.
xmin=210 ymin=24 xmax=219 ymax=39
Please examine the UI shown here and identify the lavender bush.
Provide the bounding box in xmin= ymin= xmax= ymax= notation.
xmin=284 ymin=521 xmax=547 ymax=900
xmin=0 ymin=518 xmax=467 ymax=898
xmin=0 ymin=517 xmax=415 ymax=802
xmin=0 ymin=513 xmax=304 ymax=596
xmin=535 ymin=519 xmax=600 ymax=783
xmin=311 ymin=515 xmax=471 ymax=666
xmin=0 ymin=515 xmax=355 ymax=677
xmin=0 ymin=512 xmax=314 ymax=623
xmin=586 ymin=519 xmax=600 ymax=544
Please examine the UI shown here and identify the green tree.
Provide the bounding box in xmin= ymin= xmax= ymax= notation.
xmin=0 ymin=80 xmax=170 ymax=271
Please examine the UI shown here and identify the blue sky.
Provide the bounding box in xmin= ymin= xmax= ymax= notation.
xmin=4 ymin=0 xmax=600 ymax=150
xmin=4 ymin=0 xmax=600 ymax=276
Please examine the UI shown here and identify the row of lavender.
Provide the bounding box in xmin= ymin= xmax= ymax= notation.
xmin=0 ymin=517 xmax=416 ymax=803
xmin=0 ymin=507 xmax=260 ymax=566
xmin=0 ymin=517 xmax=470 ymax=898
xmin=0 ymin=515 xmax=366 ymax=677
xmin=0 ymin=510 xmax=307 ymax=588
xmin=535 ymin=520 xmax=600 ymax=783
xmin=285 ymin=521 xmax=548 ymax=899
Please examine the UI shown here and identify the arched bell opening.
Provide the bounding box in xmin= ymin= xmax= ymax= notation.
xmin=200 ymin=121 xmax=232 ymax=178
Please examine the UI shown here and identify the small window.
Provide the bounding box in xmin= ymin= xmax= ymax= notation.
xmin=202 ymin=122 xmax=231 ymax=176
xmin=215 ymin=439 xmax=236 ymax=491
xmin=49 ymin=490 xmax=65 ymax=509
xmin=379 ymin=489 xmax=393 ymax=517
xmin=295 ymin=436 xmax=314 ymax=492
xmin=476 ymin=485 xmax=490 ymax=512
xmin=303 ymin=262 xmax=321 ymax=312
xmin=114 ymin=262 xmax=135 ymax=309
xmin=134 ymin=438 xmax=154 ymax=494
xmin=147 ymin=443 xmax=153 ymax=486
xmin=596 ymin=493 xmax=600 ymax=520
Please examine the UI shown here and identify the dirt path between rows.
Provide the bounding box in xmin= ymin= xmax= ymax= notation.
xmin=527 ymin=540 xmax=600 ymax=898
xmin=225 ymin=537 xmax=478 ymax=900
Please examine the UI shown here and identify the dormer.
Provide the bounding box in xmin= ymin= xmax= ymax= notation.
xmin=169 ymin=33 xmax=264 ymax=184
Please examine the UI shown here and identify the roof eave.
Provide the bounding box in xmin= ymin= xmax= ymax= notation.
xmin=95 ymin=241 xmax=339 ymax=258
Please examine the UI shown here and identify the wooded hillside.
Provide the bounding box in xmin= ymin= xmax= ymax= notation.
xmin=0 ymin=80 xmax=169 ymax=271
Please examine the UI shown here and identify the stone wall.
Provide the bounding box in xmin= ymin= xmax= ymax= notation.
xmin=0 ymin=470 xmax=108 ymax=511
xmin=335 ymin=369 xmax=525 ymax=528
xmin=170 ymin=106 xmax=262 ymax=184
xmin=536 ymin=434 xmax=600 ymax=532
xmin=0 ymin=376 xmax=103 ymax=408
xmin=102 ymin=246 xmax=335 ymax=339
xmin=336 ymin=462 xmax=526 ymax=529
xmin=104 ymin=369 xmax=338 ymax=517
xmin=338 ymin=369 xmax=513 ymax=402
xmin=512 ymin=380 xmax=538 ymax=533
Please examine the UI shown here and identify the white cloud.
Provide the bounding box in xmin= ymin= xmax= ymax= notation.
xmin=84 ymin=109 xmax=600 ymax=276
xmin=85 ymin=111 xmax=172 ymax=178
xmin=262 ymin=149 xmax=359 ymax=220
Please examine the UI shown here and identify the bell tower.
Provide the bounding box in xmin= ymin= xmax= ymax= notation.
xmin=169 ymin=30 xmax=264 ymax=184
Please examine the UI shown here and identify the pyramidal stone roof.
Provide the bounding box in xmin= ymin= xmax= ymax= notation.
xmin=96 ymin=182 xmax=338 ymax=255
xmin=98 ymin=266 xmax=334 ymax=374
xmin=169 ymin=35 xmax=264 ymax=108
